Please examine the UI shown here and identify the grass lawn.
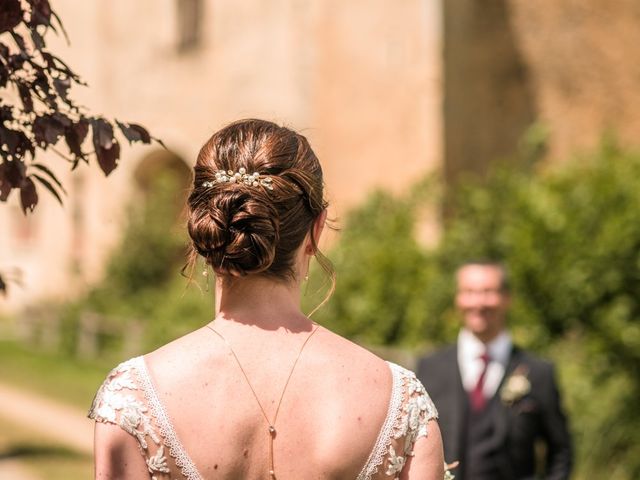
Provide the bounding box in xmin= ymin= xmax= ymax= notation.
xmin=0 ymin=414 xmax=92 ymax=480
xmin=0 ymin=340 xmax=117 ymax=410
xmin=0 ymin=341 xmax=106 ymax=479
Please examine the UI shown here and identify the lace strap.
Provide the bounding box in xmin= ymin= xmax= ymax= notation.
xmin=356 ymin=362 xmax=439 ymax=480
xmin=356 ymin=362 xmax=404 ymax=480
xmin=132 ymin=356 xmax=203 ymax=480
xmin=88 ymin=358 xmax=171 ymax=477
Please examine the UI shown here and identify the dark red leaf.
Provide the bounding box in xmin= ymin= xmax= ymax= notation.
xmin=50 ymin=10 xmax=69 ymax=43
xmin=19 ymin=177 xmax=37 ymax=213
xmin=0 ymin=127 xmax=33 ymax=159
xmin=0 ymin=162 xmax=12 ymax=201
xmin=0 ymin=0 xmax=22 ymax=34
xmin=53 ymin=77 xmax=71 ymax=98
xmin=32 ymin=69 xmax=55 ymax=103
xmin=65 ymin=119 xmax=89 ymax=158
xmin=17 ymin=84 xmax=33 ymax=112
xmin=31 ymin=162 xmax=66 ymax=193
xmin=10 ymin=31 xmax=27 ymax=53
xmin=0 ymin=105 xmax=12 ymax=122
xmin=0 ymin=183 xmax=10 ymax=201
xmin=3 ymin=158 xmax=26 ymax=187
xmin=33 ymin=114 xmax=65 ymax=146
xmin=91 ymin=118 xmax=114 ymax=149
xmin=41 ymin=51 xmax=82 ymax=84
xmin=30 ymin=28 xmax=45 ymax=50
xmin=52 ymin=112 xmax=71 ymax=127
xmin=16 ymin=130 xmax=34 ymax=157
xmin=0 ymin=126 xmax=18 ymax=152
xmin=94 ymin=138 xmax=120 ymax=176
xmin=116 ymin=120 xmax=152 ymax=144
xmin=27 ymin=0 xmax=52 ymax=27
xmin=32 ymin=173 xmax=63 ymax=204
xmin=0 ymin=64 xmax=8 ymax=88
xmin=7 ymin=53 xmax=25 ymax=72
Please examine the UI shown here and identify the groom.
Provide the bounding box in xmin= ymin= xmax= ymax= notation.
xmin=417 ymin=261 xmax=572 ymax=480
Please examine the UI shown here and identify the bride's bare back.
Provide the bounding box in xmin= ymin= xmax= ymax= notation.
xmin=92 ymin=322 xmax=443 ymax=480
xmin=157 ymin=325 xmax=399 ymax=478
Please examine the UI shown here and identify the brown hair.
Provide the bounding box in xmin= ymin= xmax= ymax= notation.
xmin=186 ymin=119 xmax=332 ymax=284
xmin=457 ymin=260 xmax=510 ymax=292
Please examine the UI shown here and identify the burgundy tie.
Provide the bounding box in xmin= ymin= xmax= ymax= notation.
xmin=470 ymin=351 xmax=490 ymax=412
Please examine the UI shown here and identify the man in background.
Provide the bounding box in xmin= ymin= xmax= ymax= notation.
xmin=417 ymin=261 xmax=572 ymax=480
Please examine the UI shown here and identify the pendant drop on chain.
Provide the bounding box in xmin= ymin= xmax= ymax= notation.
xmin=268 ymin=425 xmax=277 ymax=479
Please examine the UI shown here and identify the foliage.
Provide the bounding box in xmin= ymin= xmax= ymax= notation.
xmin=0 ymin=0 xmax=158 ymax=293
xmin=0 ymin=339 xmax=109 ymax=408
xmin=0 ymin=340 xmax=95 ymax=479
xmin=308 ymin=177 xmax=451 ymax=346
xmin=60 ymin=168 xmax=212 ymax=356
xmin=314 ymin=139 xmax=640 ymax=479
xmin=0 ymin=0 xmax=156 ymax=210
xmin=438 ymin=141 xmax=640 ymax=370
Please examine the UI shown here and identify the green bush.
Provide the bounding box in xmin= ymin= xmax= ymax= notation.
xmin=60 ymin=169 xmax=212 ymax=357
xmin=314 ymin=140 xmax=640 ymax=479
xmin=308 ymin=186 xmax=435 ymax=345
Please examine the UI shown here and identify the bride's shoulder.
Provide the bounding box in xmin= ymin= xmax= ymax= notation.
xmin=315 ymin=331 xmax=441 ymax=479
xmin=314 ymin=327 xmax=386 ymax=365
xmin=88 ymin=356 xmax=151 ymax=427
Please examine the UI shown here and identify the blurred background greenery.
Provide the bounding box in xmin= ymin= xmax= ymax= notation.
xmin=311 ymin=137 xmax=640 ymax=479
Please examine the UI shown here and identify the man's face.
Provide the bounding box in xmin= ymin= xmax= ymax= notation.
xmin=455 ymin=264 xmax=510 ymax=343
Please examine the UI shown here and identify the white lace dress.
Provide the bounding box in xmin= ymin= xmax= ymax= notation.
xmin=89 ymin=357 xmax=439 ymax=480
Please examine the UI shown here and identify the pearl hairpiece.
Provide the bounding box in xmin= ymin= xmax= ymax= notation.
xmin=202 ymin=167 xmax=274 ymax=191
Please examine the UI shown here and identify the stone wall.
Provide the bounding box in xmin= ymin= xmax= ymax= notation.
xmin=444 ymin=0 xmax=640 ymax=184
xmin=0 ymin=0 xmax=443 ymax=311
xmin=443 ymin=0 xmax=536 ymax=186
xmin=509 ymin=0 xmax=640 ymax=160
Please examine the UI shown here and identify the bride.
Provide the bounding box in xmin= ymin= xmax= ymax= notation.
xmin=89 ymin=119 xmax=445 ymax=479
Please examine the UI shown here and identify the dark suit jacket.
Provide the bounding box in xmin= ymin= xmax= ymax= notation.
xmin=417 ymin=344 xmax=572 ymax=480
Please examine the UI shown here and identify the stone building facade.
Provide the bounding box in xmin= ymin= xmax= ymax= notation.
xmin=444 ymin=0 xmax=640 ymax=183
xmin=3 ymin=0 xmax=640 ymax=312
xmin=0 ymin=0 xmax=442 ymax=311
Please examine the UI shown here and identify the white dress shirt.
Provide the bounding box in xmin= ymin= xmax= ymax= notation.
xmin=457 ymin=328 xmax=513 ymax=398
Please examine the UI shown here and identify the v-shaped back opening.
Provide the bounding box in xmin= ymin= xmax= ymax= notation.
xmin=136 ymin=356 xmax=406 ymax=480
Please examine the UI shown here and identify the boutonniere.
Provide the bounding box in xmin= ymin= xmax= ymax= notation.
xmin=500 ymin=365 xmax=530 ymax=405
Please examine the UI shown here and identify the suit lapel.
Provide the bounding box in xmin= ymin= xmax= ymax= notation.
xmin=501 ymin=345 xmax=524 ymax=390
xmin=493 ymin=346 xmax=524 ymax=443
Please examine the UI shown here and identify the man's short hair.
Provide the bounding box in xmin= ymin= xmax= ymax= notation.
xmin=456 ymin=260 xmax=510 ymax=292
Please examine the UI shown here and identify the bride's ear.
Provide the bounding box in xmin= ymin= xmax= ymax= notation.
xmin=307 ymin=209 xmax=327 ymax=254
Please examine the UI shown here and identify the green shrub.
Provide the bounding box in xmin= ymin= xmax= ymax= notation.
xmin=315 ymin=140 xmax=640 ymax=479
xmin=307 ymin=176 xmax=455 ymax=347
xmin=60 ymin=169 xmax=212 ymax=357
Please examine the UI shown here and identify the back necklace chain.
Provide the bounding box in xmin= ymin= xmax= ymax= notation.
xmin=205 ymin=323 xmax=319 ymax=479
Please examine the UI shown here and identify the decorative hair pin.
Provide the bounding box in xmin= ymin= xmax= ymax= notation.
xmin=202 ymin=167 xmax=274 ymax=190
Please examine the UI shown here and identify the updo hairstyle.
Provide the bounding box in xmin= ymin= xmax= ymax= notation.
xmin=186 ymin=119 xmax=329 ymax=281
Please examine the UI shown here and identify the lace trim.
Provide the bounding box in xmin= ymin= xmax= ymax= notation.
xmin=132 ymin=356 xmax=203 ymax=480
xmin=355 ymin=362 xmax=404 ymax=480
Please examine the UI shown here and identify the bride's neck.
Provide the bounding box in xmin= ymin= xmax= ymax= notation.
xmin=213 ymin=275 xmax=309 ymax=331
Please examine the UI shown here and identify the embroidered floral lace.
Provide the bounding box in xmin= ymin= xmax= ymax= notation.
xmin=89 ymin=357 xmax=440 ymax=480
